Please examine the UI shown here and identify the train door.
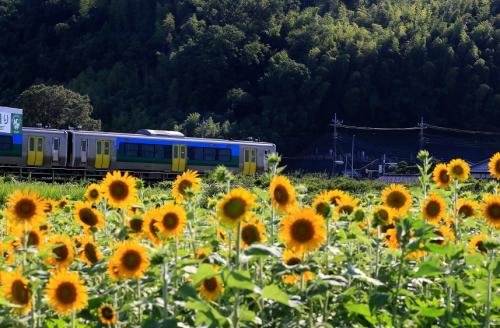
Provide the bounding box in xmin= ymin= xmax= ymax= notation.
xmin=95 ymin=140 xmax=111 ymax=169
xmin=80 ymin=139 xmax=88 ymax=165
xmin=172 ymin=144 xmax=187 ymax=172
xmin=27 ymin=136 xmax=45 ymax=166
xmin=243 ymin=148 xmax=257 ymax=175
xmin=52 ymin=137 xmax=60 ymax=164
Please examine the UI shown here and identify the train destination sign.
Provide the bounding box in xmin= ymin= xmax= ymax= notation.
xmin=0 ymin=106 xmax=23 ymax=134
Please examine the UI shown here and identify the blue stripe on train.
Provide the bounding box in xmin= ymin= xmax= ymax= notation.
xmin=0 ymin=133 xmax=23 ymax=144
xmin=115 ymin=137 xmax=240 ymax=156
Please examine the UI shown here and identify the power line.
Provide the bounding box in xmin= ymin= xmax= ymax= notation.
xmin=338 ymin=124 xmax=420 ymax=131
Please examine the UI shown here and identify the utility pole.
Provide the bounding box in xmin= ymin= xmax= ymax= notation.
xmin=330 ymin=113 xmax=342 ymax=177
xmin=351 ymin=134 xmax=355 ymax=178
xmin=418 ymin=116 xmax=425 ymax=150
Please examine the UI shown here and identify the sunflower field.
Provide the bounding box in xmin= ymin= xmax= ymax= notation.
xmin=0 ymin=151 xmax=498 ymax=328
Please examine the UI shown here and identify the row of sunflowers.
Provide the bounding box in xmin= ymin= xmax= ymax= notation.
xmin=0 ymin=151 xmax=498 ymax=327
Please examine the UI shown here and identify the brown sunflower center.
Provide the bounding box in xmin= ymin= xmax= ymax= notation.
xmin=27 ymin=231 xmax=40 ymax=247
xmin=330 ymin=196 xmax=342 ymax=206
xmin=223 ymin=197 xmax=246 ymax=219
xmin=121 ymin=250 xmax=142 ymax=271
xmin=84 ymin=243 xmax=99 ymax=264
xmin=149 ymin=219 xmax=160 ymax=238
xmin=286 ymin=257 xmax=301 ymax=266
xmin=203 ymin=277 xmax=218 ymax=292
xmin=129 ymin=218 xmax=143 ymax=232
xmin=386 ymin=191 xmax=406 ymax=209
xmin=290 ymin=219 xmax=315 ymax=243
xmin=79 ymin=208 xmax=98 ymax=226
xmin=241 ymin=224 xmax=261 ymax=246
xmin=56 ymin=282 xmax=77 ymax=304
xmin=101 ymin=306 xmax=114 ymax=320
xmin=15 ymin=199 xmax=36 ymax=219
xmin=53 ymin=244 xmax=69 ymax=262
xmin=162 ymin=213 xmax=179 ymax=230
xmin=476 ymin=240 xmax=488 ymax=254
xmin=425 ymin=201 xmax=441 ymax=218
xmin=109 ymin=181 xmax=129 ymax=200
xmin=430 ymin=230 xmax=444 ymax=245
xmin=40 ymin=224 xmax=49 ymax=231
xmin=338 ymin=205 xmax=354 ymax=215
xmin=178 ymin=180 xmax=192 ymax=196
xmin=58 ymin=200 xmax=67 ymax=209
xmin=11 ymin=280 xmax=30 ymax=304
xmin=44 ymin=203 xmax=53 ymax=213
xmin=315 ymin=202 xmax=329 ymax=217
xmin=89 ymin=189 xmax=99 ymax=199
xmin=487 ymin=203 xmax=500 ymax=220
xmin=375 ymin=210 xmax=389 ymax=223
xmin=451 ymin=165 xmax=464 ymax=176
xmin=439 ymin=170 xmax=450 ymax=184
xmin=495 ymin=160 xmax=500 ymax=174
xmin=273 ymin=186 xmax=289 ymax=205
xmin=458 ymin=205 xmax=473 ymax=218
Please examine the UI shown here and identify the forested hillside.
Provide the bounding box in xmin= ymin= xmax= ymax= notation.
xmin=0 ymin=0 xmax=499 ymax=153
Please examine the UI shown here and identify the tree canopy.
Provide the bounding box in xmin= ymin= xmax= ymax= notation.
xmin=0 ymin=0 xmax=499 ymax=153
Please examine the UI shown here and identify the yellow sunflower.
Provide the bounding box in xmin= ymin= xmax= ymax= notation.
xmin=108 ymin=240 xmax=149 ymax=280
xmin=384 ymin=228 xmax=400 ymax=249
xmin=74 ymin=201 xmax=105 ymax=231
xmin=198 ymin=275 xmax=224 ymax=301
xmin=279 ymin=207 xmax=326 ymax=252
xmin=101 ymin=171 xmax=138 ymax=209
xmin=127 ymin=215 xmax=144 ymax=235
xmin=381 ymin=184 xmax=412 ymax=216
xmin=43 ymin=199 xmax=57 ymax=214
xmin=447 ymin=159 xmax=470 ymax=181
xmin=311 ymin=192 xmax=331 ymax=218
xmin=45 ymin=270 xmax=88 ymax=314
xmin=468 ymin=234 xmax=488 ymax=254
xmin=269 ymin=176 xmax=297 ymax=213
xmin=482 ymin=194 xmax=500 ymax=229
xmin=488 ymin=152 xmax=500 ymax=179
xmin=143 ymin=209 xmax=163 ymax=246
xmin=172 ymin=170 xmax=201 ymax=203
xmin=216 ymin=188 xmax=256 ymax=228
xmin=154 ymin=203 xmax=187 ymax=239
xmin=282 ymin=271 xmax=314 ymax=285
xmin=430 ymin=225 xmax=455 ymax=245
xmin=85 ymin=183 xmax=102 ymax=203
xmin=325 ymin=189 xmax=348 ymax=207
xmin=422 ymin=193 xmax=447 ymax=224
xmin=57 ymin=197 xmax=69 ymax=210
xmin=432 ymin=163 xmax=451 ymax=189
xmin=335 ymin=197 xmax=360 ymax=216
xmin=2 ymin=271 xmax=31 ymax=314
xmin=12 ymin=227 xmax=44 ymax=249
xmin=0 ymin=242 xmax=15 ymax=265
xmin=194 ymin=247 xmax=211 ymax=261
xmin=5 ymin=189 xmax=46 ymax=228
xmin=45 ymin=235 xmax=74 ymax=269
xmin=457 ymin=199 xmax=478 ymax=218
xmin=78 ymin=236 xmax=101 ymax=266
xmin=372 ymin=205 xmax=394 ymax=227
xmin=282 ymin=248 xmax=302 ymax=266
xmin=240 ymin=218 xmax=267 ymax=248
xmin=98 ymin=304 xmax=117 ymax=325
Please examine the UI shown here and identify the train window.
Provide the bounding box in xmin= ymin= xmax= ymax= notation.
xmin=53 ymin=138 xmax=60 ymax=151
xmin=0 ymin=136 xmax=12 ymax=151
xmin=203 ymin=148 xmax=216 ymax=161
xmin=96 ymin=141 xmax=102 ymax=154
xmin=244 ymin=149 xmax=249 ymax=162
xmin=141 ymin=144 xmax=155 ymax=158
xmin=180 ymin=146 xmax=186 ymax=159
xmin=104 ymin=142 xmax=110 ymax=155
xmin=37 ymin=138 xmax=43 ymax=151
xmin=164 ymin=145 xmax=172 ymax=159
xmin=188 ymin=147 xmax=203 ymax=160
xmin=125 ymin=143 xmax=138 ymax=157
xmin=154 ymin=145 xmax=164 ymax=159
xmin=81 ymin=140 xmax=87 ymax=152
xmin=29 ymin=137 xmax=34 ymax=151
xmin=217 ymin=149 xmax=231 ymax=162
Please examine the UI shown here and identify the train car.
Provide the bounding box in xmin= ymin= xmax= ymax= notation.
xmin=0 ymin=107 xmax=23 ymax=167
xmin=68 ymin=129 xmax=276 ymax=175
xmin=23 ymin=128 xmax=68 ymax=168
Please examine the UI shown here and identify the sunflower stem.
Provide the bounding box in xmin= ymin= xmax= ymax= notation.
xmin=71 ymin=310 xmax=76 ymax=328
xmin=484 ymin=245 xmax=494 ymax=328
xmin=136 ymin=279 xmax=142 ymax=324
xmin=162 ymin=260 xmax=169 ymax=320
xmin=232 ymin=220 xmax=242 ymax=328
xmin=391 ymin=243 xmax=406 ymax=328
xmin=228 ymin=230 xmax=232 ymax=269
xmin=300 ymin=252 xmax=306 ymax=293
xmin=270 ymin=205 xmax=275 ymax=246
xmin=31 ymin=286 xmax=37 ymax=328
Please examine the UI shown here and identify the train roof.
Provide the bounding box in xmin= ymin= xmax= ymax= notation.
xmin=68 ymin=129 xmax=276 ymax=147
xmin=24 ymin=127 xmax=68 ymax=134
